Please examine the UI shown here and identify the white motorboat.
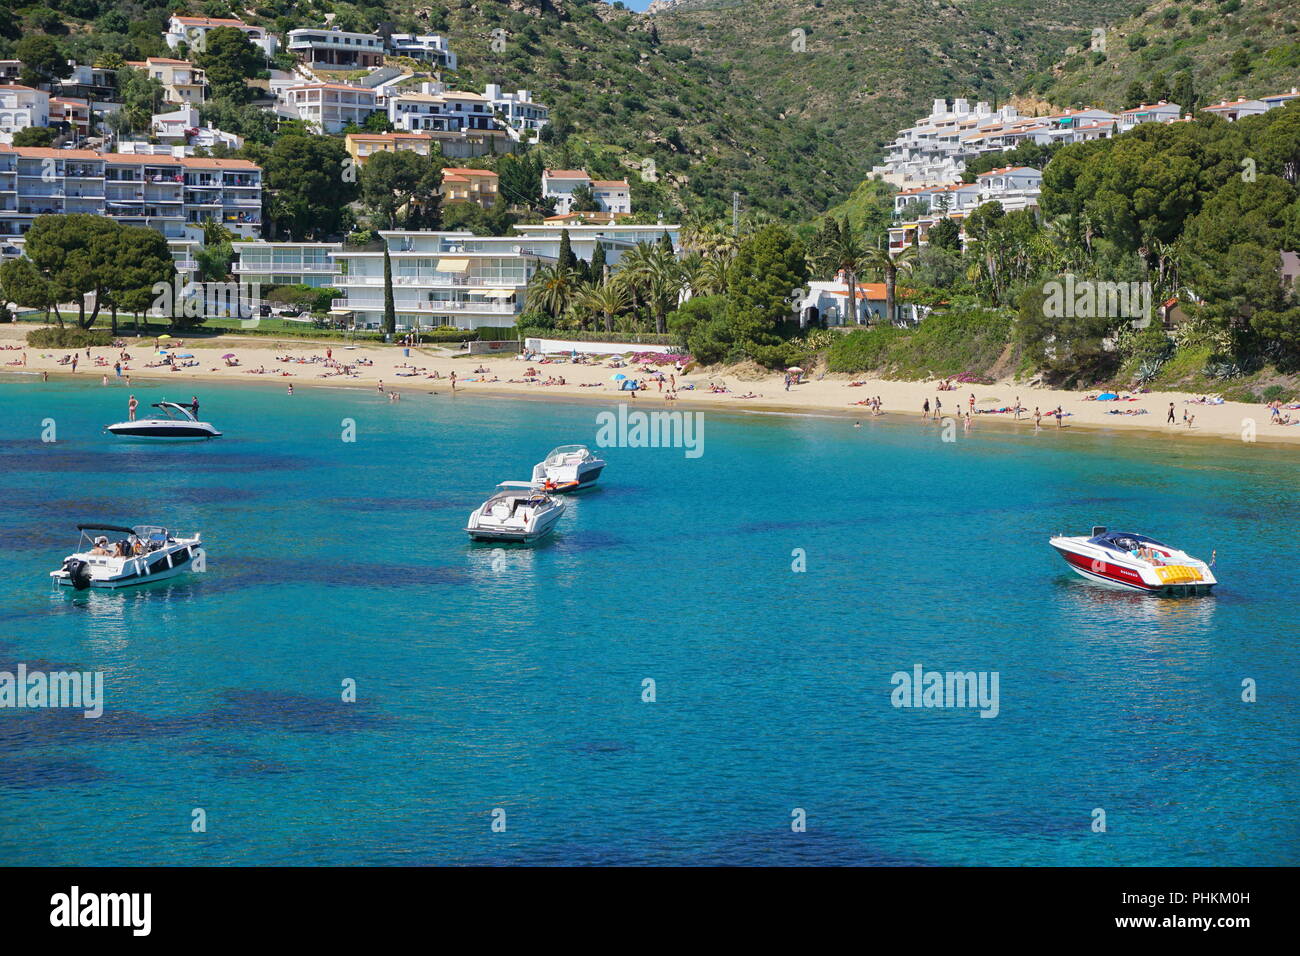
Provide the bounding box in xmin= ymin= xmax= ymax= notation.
xmin=1049 ymin=527 xmax=1217 ymax=595
xmin=466 ymin=482 xmax=566 ymax=543
xmin=106 ymin=402 xmax=221 ymax=440
xmin=530 ymin=444 xmax=605 ymax=493
xmin=51 ymin=524 xmax=205 ymax=590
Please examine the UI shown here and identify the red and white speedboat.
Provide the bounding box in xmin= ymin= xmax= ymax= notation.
xmin=1049 ymin=527 xmax=1217 ymax=595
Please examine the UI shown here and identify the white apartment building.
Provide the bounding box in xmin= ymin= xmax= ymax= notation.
xmin=0 ymin=146 xmax=262 ymax=267
xmin=543 ymin=170 xmax=632 ymax=216
xmin=281 ymin=83 xmax=379 ymax=134
xmin=871 ymin=98 xmax=1023 ymax=188
xmin=872 ymin=98 xmax=1126 ymax=189
xmin=0 ymin=86 xmax=49 ymax=145
xmin=484 ymin=83 xmax=549 ymax=138
xmin=387 ymin=34 xmax=457 ymax=70
xmin=288 ymin=28 xmax=385 ymax=70
xmin=386 ymin=84 xmax=497 ymax=133
xmin=887 ymin=167 xmax=1043 ymax=250
xmin=165 ymin=15 xmax=277 ymax=58
xmin=233 ymin=224 xmax=681 ymax=330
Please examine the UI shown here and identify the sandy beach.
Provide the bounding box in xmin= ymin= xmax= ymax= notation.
xmin=3 ymin=324 xmax=1298 ymax=447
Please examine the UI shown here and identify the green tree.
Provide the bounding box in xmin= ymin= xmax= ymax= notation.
xmin=360 ymin=150 xmax=443 ymax=230
xmin=195 ymin=26 xmax=261 ymax=104
xmin=262 ymin=134 xmax=358 ymax=240
xmin=21 ymin=214 xmax=122 ymax=329
xmin=727 ymin=224 xmax=807 ymax=328
xmin=0 ymin=256 xmax=56 ymax=324
xmin=15 ymin=35 xmax=71 ymax=87
xmin=928 ymin=217 xmax=961 ymax=251
xmin=11 ymin=127 xmax=55 ymax=147
xmin=102 ymin=226 xmax=175 ymax=335
xmin=1181 ymin=175 xmax=1300 ymax=353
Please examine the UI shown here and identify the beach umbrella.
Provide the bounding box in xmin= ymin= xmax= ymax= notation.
xmin=787 ymin=366 xmax=803 ymax=373
xmin=611 ymin=373 xmax=627 ymax=382
xmin=222 ymin=353 xmax=236 ymax=359
xmin=157 ymin=334 xmax=172 ymax=341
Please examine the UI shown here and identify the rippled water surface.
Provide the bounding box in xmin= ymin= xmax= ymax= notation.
xmin=1 ymin=377 xmax=1296 ymax=865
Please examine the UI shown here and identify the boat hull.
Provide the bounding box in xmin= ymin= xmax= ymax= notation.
xmin=466 ymin=503 xmax=564 ymax=544
xmin=52 ymin=544 xmax=203 ymax=589
xmin=106 ymin=422 xmax=221 ymax=440
xmin=1050 ymin=539 xmax=1216 ymax=595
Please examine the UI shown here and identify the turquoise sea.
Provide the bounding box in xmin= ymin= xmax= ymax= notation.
xmin=0 ymin=377 xmax=1296 ymax=866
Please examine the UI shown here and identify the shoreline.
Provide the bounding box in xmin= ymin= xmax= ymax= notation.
xmin=4 ymin=327 xmax=1298 ymax=449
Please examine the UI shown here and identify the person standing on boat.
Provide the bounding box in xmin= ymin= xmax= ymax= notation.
xmin=190 ymin=396 xmax=200 ymax=417
xmin=127 ymin=395 xmax=138 ymax=421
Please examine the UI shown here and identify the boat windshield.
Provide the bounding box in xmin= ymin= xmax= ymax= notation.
xmin=546 ymin=444 xmax=589 ymax=463
xmin=153 ymin=403 xmax=197 ymax=422
xmin=1089 ymin=530 xmax=1169 ymax=553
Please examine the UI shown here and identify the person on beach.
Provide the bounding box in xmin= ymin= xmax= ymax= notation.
xmin=287 ymin=384 xmax=293 ymax=395
xmin=1055 ymin=406 xmax=1064 ymax=427
xmin=450 ymin=371 xmax=456 ymax=392
xmin=71 ymin=354 xmax=78 ymax=373
xmin=934 ymin=397 xmax=942 ymax=418
xmin=114 ymin=361 xmax=121 ymax=378
xmin=1034 ymin=407 xmax=1042 ymax=428
xmin=1013 ymin=397 xmax=1022 ymax=420
xmin=923 ymin=398 xmax=930 ymax=419
xmin=968 ymin=393 xmax=975 ymax=415
xmin=128 ymin=395 xmax=138 ymax=421
xmin=1167 ymin=402 xmax=1176 ymax=424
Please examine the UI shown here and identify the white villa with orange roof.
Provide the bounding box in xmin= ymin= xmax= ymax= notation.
xmin=0 ymin=86 xmax=49 ymax=145
xmin=1200 ymin=96 xmax=1269 ymax=122
xmin=165 ymin=14 xmax=277 ymax=58
xmin=1118 ymin=101 xmax=1183 ymax=131
xmin=281 ymin=83 xmax=380 ymax=134
xmin=543 ymin=169 xmax=632 ymax=216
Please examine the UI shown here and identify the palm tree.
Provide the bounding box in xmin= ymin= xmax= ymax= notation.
xmin=859 ymin=244 xmax=917 ymax=325
xmin=693 ymin=252 xmax=734 ymax=298
xmin=617 ymin=242 xmax=683 ymax=333
xmin=814 ymin=217 xmax=866 ymax=324
xmin=526 ymin=263 xmax=581 ymax=319
xmin=579 ymin=280 xmax=631 ymax=334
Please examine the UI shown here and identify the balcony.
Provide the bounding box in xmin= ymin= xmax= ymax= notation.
xmin=332 ymin=297 xmax=517 ymax=314
xmin=337 ymin=274 xmax=522 ymax=288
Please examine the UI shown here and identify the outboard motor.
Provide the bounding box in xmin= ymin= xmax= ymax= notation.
xmin=64 ymin=558 xmax=93 ymax=591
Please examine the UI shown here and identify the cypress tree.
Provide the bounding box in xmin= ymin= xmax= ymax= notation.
xmin=591 ymin=242 xmax=607 ymax=282
xmin=383 ymin=245 xmax=396 ymax=336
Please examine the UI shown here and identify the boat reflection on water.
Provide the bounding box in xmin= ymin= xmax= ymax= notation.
xmin=1055 ymin=573 xmax=1218 ymax=634
xmin=48 ymin=577 xmax=207 ymax=652
xmin=466 ymin=543 xmax=537 ymax=583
